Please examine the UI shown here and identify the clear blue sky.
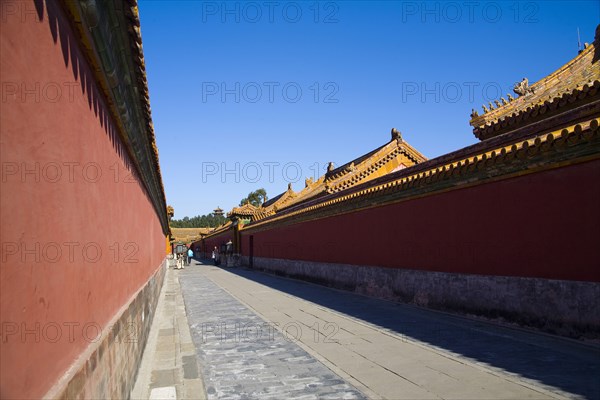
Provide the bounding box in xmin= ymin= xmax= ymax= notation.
xmin=138 ymin=1 xmax=599 ymax=219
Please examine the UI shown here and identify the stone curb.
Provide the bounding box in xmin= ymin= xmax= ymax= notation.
xmin=132 ymin=262 xmax=206 ymax=399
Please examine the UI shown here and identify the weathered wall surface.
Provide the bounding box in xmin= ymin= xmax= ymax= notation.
xmin=1 ymin=1 xmax=167 ymax=398
xmin=47 ymin=262 xmax=166 ymax=399
xmin=250 ymin=257 xmax=599 ymax=336
xmin=241 ymin=159 xmax=600 ymax=336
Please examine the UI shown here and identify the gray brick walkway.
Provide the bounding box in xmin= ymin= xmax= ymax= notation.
xmin=179 ymin=264 xmax=365 ymax=399
xmin=131 ymin=261 xmax=205 ymax=400
xmin=135 ymin=259 xmax=600 ymax=399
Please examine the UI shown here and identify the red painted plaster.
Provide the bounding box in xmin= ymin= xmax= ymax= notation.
xmin=243 ymin=160 xmax=600 ymax=282
xmin=1 ymin=1 xmax=166 ymax=398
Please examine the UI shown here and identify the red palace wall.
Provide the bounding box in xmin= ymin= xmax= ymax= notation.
xmin=242 ymin=159 xmax=600 ymax=283
xmin=1 ymin=2 xmax=166 ymax=398
xmin=198 ymin=230 xmax=234 ymax=257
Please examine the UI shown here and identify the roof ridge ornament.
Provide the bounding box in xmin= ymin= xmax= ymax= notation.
xmin=477 ymin=79 xmax=537 ymax=117
xmin=513 ymin=77 xmax=535 ymax=97
xmin=391 ymin=128 xmax=402 ymax=141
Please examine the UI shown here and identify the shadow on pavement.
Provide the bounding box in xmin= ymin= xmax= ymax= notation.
xmin=195 ymin=261 xmax=600 ymax=399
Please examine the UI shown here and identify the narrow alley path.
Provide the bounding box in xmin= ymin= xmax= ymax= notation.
xmin=134 ymin=260 xmax=600 ymax=399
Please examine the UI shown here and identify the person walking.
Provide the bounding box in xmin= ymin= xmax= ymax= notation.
xmin=212 ymin=246 xmax=220 ymax=266
xmin=187 ymin=247 xmax=193 ymax=266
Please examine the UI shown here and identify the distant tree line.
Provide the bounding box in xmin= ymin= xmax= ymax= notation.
xmin=168 ymin=189 xmax=267 ymax=228
xmin=169 ymin=213 xmax=227 ymax=228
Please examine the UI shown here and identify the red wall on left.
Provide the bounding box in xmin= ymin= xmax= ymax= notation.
xmin=0 ymin=1 xmax=166 ymax=398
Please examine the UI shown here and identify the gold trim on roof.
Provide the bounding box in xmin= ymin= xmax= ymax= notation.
xmin=244 ymin=119 xmax=600 ymax=233
xmin=250 ymin=131 xmax=427 ymax=220
xmin=470 ymin=26 xmax=600 ymax=141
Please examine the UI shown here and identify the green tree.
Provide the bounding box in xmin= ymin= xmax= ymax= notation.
xmin=169 ymin=213 xmax=226 ymax=228
xmin=239 ymin=188 xmax=267 ymax=207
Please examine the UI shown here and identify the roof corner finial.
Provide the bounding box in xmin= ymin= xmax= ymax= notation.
xmin=391 ymin=128 xmax=402 ymax=141
xmin=327 ymin=162 xmax=334 ymax=173
xmin=287 ymin=182 xmax=292 ymax=191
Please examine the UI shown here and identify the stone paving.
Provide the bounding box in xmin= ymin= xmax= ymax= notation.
xmin=131 ymin=260 xmax=205 ymax=399
xmin=179 ymin=264 xmax=365 ymax=399
xmin=212 ymin=268 xmax=600 ymax=400
xmin=134 ymin=259 xmax=600 ymax=399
